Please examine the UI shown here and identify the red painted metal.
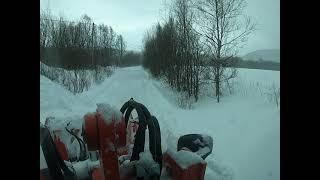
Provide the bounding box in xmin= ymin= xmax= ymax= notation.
xmin=162 ymin=152 xmax=207 ymax=180
xmin=43 ymin=110 xmax=208 ymax=180
xmin=96 ymin=112 xmax=121 ymax=180
xmin=114 ymin=116 xmax=127 ymax=149
xmin=84 ymin=111 xmax=129 ymax=180
xmin=53 ymin=135 xmax=69 ymax=161
xmin=80 ymin=106 xmax=209 ymax=180
xmin=92 ymin=167 xmax=105 ymax=180
xmin=127 ymin=121 xmax=139 ymax=145
xmin=84 ymin=113 xmax=99 ymax=151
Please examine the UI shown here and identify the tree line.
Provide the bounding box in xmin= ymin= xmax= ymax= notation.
xmin=40 ymin=11 xmax=126 ymax=69
xmin=142 ymin=0 xmax=256 ymax=102
xmin=119 ymin=51 xmax=142 ymax=67
xmin=143 ymin=4 xmax=203 ymax=102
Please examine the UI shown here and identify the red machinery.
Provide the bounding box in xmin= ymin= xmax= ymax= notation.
xmin=53 ymin=134 xmax=69 ymax=161
xmin=40 ymin=99 xmax=213 ymax=180
xmin=83 ymin=110 xmax=126 ymax=179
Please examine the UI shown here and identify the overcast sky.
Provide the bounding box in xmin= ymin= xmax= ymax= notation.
xmin=40 ymin=0 xmax=279 ymax=56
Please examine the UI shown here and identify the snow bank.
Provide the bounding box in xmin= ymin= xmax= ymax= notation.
xmin=40 ymin=75 xmax=97 ymax=124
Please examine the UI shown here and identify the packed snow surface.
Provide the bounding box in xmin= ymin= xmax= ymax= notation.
xmin=41 ymin=66 xmax=279 ymax=180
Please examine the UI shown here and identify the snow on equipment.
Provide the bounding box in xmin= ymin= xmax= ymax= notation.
xmin=161 ymin=134 xmax=213 ymax=180
xmin=40 ymin=98 xmax=213 ymax=180
xmin=177 ymin=134 xmax=213 ymax=160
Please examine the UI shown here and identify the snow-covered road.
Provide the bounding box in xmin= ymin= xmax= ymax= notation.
xmin=41 ymin=66 xmax=280 ymax=180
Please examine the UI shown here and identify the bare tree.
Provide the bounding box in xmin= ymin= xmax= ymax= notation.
xmin=142 ymin=0 xmax=203 ymax=103
xmin=116 ymin=35 xmax=126 ymax=66
xmin=172 ymin=0 xmax=202 ymax=99
xmin=196 ymin=0 xmax=256 ymax=102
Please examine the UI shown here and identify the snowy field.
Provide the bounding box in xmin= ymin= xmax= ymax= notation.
xmin=40 ymin=66 xmax=280 ymax=180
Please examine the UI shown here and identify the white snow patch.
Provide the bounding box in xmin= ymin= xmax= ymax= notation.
xmin=96 ymin=103 xmax=122 ymax=124
xmin=167 ymin=149 xmax=205 ymax=170
xmin=195 ymin=147 xmax=211 ymax=157
xmin=136 ymin=151 xmax=160 ymax=177
xmin=70 ymin=159 xmax=100 ymax=179
xmin=202 ymin=135 xmax=213 ymax=147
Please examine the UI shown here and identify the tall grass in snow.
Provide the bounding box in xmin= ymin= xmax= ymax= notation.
xmin=153 ymin=68 xmax=280 ymax=109
xmin=232 ymin=75 xmax=280 ymax=108
xmin=40 ymin=62 xmax=114 ymax=94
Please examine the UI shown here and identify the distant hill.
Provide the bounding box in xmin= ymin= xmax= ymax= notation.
xmin=242 ymin=49 xmax=280 ymax=63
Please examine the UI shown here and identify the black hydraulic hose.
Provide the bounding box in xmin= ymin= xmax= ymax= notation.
xmin=120 ymin=99 xmax=162 ymax=180
xmin=136 ymin=102 xmax=151 ymax=120
xmin=177 ymin=134 xmax=213 ymax=160
xmin=65 ymin=127 xmax=88 ymax=161
xmin=66 ymin=127 xmax=88 ymax=161
xmin=148 ymin=116 xmax=162 ymax=175
xmin=120 ymin=98 xmax=151 ymax=128
xmin=126 ymin=102 xmax=147 ymax=162
xmin=120 ymin=99 xmax=148 ymax=162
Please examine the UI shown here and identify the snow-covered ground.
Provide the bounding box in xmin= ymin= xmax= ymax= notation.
xmin=40 ymin=66 xmax=279 ymax=180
